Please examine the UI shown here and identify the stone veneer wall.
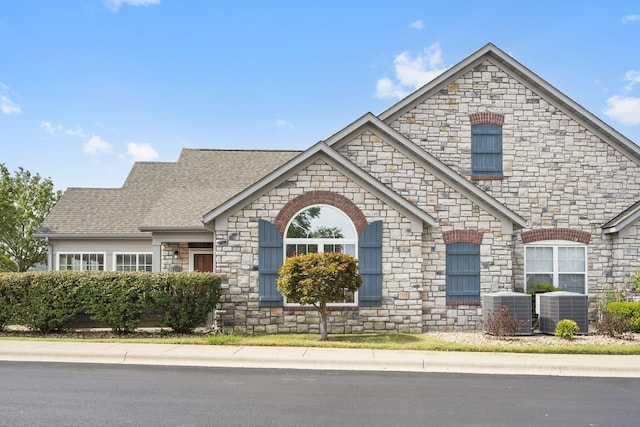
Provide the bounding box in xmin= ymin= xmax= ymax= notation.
xmin=388 ymin=58 xmax=640 ymax=296
xmin=338 ymin=132 xmax=514 ymax=331
xmin=215 ymin=159 xmax=426 ymax=334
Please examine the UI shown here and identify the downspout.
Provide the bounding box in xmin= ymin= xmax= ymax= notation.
xmin=201 ymin=218 xmax=219 ymax=331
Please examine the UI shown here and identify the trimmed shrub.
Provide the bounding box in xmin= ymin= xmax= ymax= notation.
xmin=595 ymin=307 xmax=632 ymax=338
xmin=484 ymin=305 xmax=526 ymax=337
xmin=14 ymin=271 xmax=85 ymax=333
xmin=83 ymin=272 xmax=154 ymax=334
xmin=607 ymin=302 xmax=640 ymax=333
xmin=151 ymin=273 xmax=221 ymax=334
xmin=0 ymin=273 xmax=24 ymax=330
xmin=555 ymin=319 xmax=579 ymax=340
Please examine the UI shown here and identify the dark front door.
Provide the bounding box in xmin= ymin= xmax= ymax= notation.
xmin=193 ymin=254 xmax=213 ymax=272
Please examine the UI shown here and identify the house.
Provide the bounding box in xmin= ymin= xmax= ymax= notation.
xmin=36 ymin=43 xmax=640 ymax=334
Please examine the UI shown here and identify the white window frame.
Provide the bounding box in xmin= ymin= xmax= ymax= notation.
xmin=57 ymin=252 xmax=106 ymax=271
xmin=524 ymin=240 xmax=588 ymax=294
xmin=113 ymin=252 xmax=153 ymax=272
xmin=283 ymin=204 xmax=358 ymax=307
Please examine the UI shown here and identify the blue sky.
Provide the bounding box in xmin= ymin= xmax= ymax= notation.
xmin=1 ymin=0 xmax=639 ymax=191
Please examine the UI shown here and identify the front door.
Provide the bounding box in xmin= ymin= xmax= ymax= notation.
xmin=193 ymin=253 xmax=213 ymax=272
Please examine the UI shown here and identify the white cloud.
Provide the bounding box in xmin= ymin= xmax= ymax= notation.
xmin=410 ymin=19 xmax=424 ymax=30
xmin=83 ymin=135 xmax=113 ymax=155
xmin=375 ymin=43 xmax=447 ymax=99
xmin=1 ymin=95 xmax=21 ymax=115
xmin=623 ymin=70 xmax=640 ymax=92
xmin=66 ymin=128 xmax=89 ymax=138
xmin=276 ymin=119 xmax=295 ymax=129
xmin=104 ymin=0 xmax=160 ymax=12
xmin=622 ymin=14 xmax=640 ymax=24
xmin=40 ymin=121 xmax=63 ymax=135
xmin=604 ymin=96 xmax=640 ymax=125
xmin=127 ymin=142 xmax=159 ymax=161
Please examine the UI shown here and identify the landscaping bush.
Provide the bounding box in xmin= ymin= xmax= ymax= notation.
xmin=0 ymin=273 xmax=23 ymax=330
xmin=484 ymin=305 xmax=526 ymax=337
xmin=151 ymin=272 xmax=221 ymax=334
xmin=607 ymin=302 xmax=640 ymax=333
xmin=83 ymin=272 xmax=154 ymax=334
xmin=13 ymin=271 xmax=85 ymax=333
xmin=555 ymin=319 xmax=579 ymax=340
xmin=594 ymin=307 xmax=632 ymax=338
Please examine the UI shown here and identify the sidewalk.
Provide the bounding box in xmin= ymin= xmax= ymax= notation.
xmin=2 ymin=339 xmax=640 ymax=377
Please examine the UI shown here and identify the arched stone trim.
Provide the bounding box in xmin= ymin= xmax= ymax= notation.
xmin=522 ymin=228 xmax=591 ymax=244
xmin=274 ymin=191 xmax=368 ymax=236
xmin=442 ymin=230 xmax=483 ymax=245
xmin=469 ymin=112 xmax=505 ymax=126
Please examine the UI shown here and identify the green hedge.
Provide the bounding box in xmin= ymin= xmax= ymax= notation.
xmin=0 ymin=271 xmax=221 ymax=334
xmin=607 ymin=302 xmax=640 ymax=333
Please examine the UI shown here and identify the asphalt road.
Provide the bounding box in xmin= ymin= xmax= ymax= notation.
xmin=1 ymin=362 xmax=639 ymax=426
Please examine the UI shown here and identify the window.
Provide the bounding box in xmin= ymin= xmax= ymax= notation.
xmin=284 ymin=205 xmax=357 ymax=305
xmin=115 ymin=253 xmax=152 ymax=272
xmin=525 ymin=242 xmax=587 ymax=293
xmin=471 ymin=123 xmax=502 ymax=177
xmin=58 ymin=253 xmax=105 ymax=271
xmin=446 ymin=243 xmax=480 ymax=304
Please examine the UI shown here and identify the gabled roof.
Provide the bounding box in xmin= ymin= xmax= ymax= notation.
xmin=202 ymin=142 xmax=437 ymax=232
xmin=379 ymin=43 xmax=640 ymax=165
xmin=324 ymin=113 xmax=528 ymax=229
xmin=602 ymin=200 xmax=640 ymax=234
xmin=140 ymin=149 xmax=300 ymax=231
xmin=36 ymin=162 xmax=176 ymax=238
xmin=37 ymin=149 xmax=300 ymax=237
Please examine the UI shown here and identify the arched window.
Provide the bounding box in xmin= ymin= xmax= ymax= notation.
xmin=284 ymin=204 xmax=358 ymax=305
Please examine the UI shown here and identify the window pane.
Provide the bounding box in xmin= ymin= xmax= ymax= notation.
xmin=286 ymin=206 xmax=355 ymax=238
xmin=558 ymin=247 xmax=585 ymax=272
xmin=526 ymin=274 xmax=554 ymax=288
xmin=526 ymin=247 xmax=553 ymax=272
xmin=559 ymin=274 xmax=585 ymax=293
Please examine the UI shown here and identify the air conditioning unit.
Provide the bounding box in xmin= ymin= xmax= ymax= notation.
xmin=483 ymin=291 xmax=532 ymax=335
xmin=538 ymin=291 xmax=588 ymax=335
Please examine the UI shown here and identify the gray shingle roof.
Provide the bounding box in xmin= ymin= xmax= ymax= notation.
xmin=38 ymin=149 xmax=300 ymax=236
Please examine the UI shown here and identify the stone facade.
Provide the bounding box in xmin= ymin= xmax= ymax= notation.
xmin=42 ymin=45 xmax=640 ymax=335
xmin=389 ymin=58 xmax=640 ymax=301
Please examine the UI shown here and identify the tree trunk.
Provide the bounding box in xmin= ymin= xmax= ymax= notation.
xmin=319 ymin=304 xmax=328 ymax=341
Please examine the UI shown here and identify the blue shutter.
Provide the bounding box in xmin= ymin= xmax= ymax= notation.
xmin=259 ymin=219 xmax=283 ymax=307
xmin=471 ymin=124 xmax=502 ymax=176
xmin=446 ymin=242 xmax=480 ymax=303
xmin=358 ymin=220 xmax=383 ymax=306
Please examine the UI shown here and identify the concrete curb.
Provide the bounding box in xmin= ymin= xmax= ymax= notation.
xmin=2 ymin=340 xmax=640 ymax=377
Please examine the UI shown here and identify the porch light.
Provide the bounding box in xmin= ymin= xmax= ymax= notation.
xmin=173 ymin=250 xmax=179 ymax=259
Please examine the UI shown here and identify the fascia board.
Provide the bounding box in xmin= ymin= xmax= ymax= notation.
xmin=202 ymin=142 xmax=436 ymax=228
xmin=380 ymin=43 xmax=640 ymax=164
xmin=33 ymin=233 xmax=151 ymax=240
xmin=138 ymin=226 xmax=209 ymax=232
xmin=327 ymin=114 xmax=528 ymax=229
xmin=602 ymin=206 xmax=640 ymax=235
xmin=379 ymin=43 xmax=496 ymax=123
xmin=201 ymin=143 xmax=328 ymax=224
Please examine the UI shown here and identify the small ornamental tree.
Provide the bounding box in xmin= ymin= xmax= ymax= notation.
xmin=277 ymin=252 xmax=362 ymax=341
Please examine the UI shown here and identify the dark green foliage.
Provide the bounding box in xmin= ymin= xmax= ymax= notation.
xmin=607 ymin=302 xmax=640 ymax=333
xmin=152 ymin=273 xmax=221 ymax=333
xmin=0 ymin=271 xmax=222 ymax=334
xmin=0 ymin=273 xmax=23 ymax=330
xmin=555 ymin=319 xmax=579 ymax=340
xmin=83 ymin=272 xmax=154 ymax=334
xmin=0 ymin=164 xmax=62 ymax=272
xmin=12 ymin=272 xmax=84 ymax=333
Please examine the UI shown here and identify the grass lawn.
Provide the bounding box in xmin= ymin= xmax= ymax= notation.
xmin=2 ymin=332 xmax=640 ymax=355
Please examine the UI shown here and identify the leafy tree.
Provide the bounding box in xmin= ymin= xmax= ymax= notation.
xmin=277 ymin=252 xmax=362 ymax=340
xmin=309 ymin=226 xmax=344 ymax=238
xmin=0 ymin=164 xmax=62 ymax=272
xmin=286 ymin=206 xmax=321 ymax=238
